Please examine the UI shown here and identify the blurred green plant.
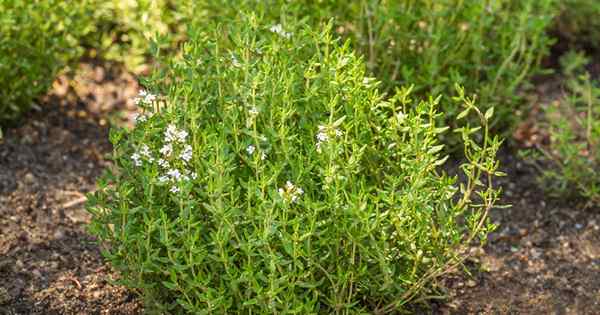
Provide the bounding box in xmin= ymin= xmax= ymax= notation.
xmin=0 ymin=0 xmax=93 ymax=124
xmin=87 ymin=15 xmax=502 ymax=313
xmin=554 ymin=0 xmax=600 ymax=50
xmin=525 ymin=51 xmax=600 ymax=206
xmin=84 ymin=0 xmax=190 ymax=73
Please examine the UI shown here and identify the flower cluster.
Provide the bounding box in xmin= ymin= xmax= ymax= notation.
xmin=269 ymin=24 xmax=292 ymax=39
xmin=131 ymin=123 xmax=196 ymax=195
xmin=134 ymin=90 xmax=156 ymax=106
xmin=133 ymin=90 xmax=159 ymax=123
xmin=315 ymin=124 xmax=343 ymax=153
xmin=278 ymin=181 xmax=304 ymax=203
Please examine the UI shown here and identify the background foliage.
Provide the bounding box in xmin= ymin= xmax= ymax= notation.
xmin=528 ymin=51 xmax=600 ymax=206
xmin=0 ymin=0 xmax=92 ymax=124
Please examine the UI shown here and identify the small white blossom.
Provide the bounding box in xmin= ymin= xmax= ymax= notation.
xmin=260 ymin=152 xmax=267 ymax=160
xmin=170 ymin=186 xmax=180 ymax=194
xmin=246 ymin=145 xmax=256 ymax=155
xmin=316 ymin=131 xmax=329 ymax=142
xmin=231 ymin=54 xmax=241 ymax=67
xmin=315 ymin=123 xmax=342 ymax=153
xmin=190 ymin=172 xmax=198 ymax=180
xmin=181 ymin=144 xmax=193 ymax=162
xmin=279 ymin=180 xmax=304 ymax=203
xmin=177 ymin=129 xmax=188 ymax=142
xmin=158 ymin=175 xmax=169 ymax=183
xmin=134 ymin=90 xmax=156 ymax=106
xmin=140 ymin=144 xmax=153 ymax=162
xmin=133 ymin=113 xmax=147 ymax=123
xmin=131 ymin=153 xmax=142 ymax=167
xmin=165 ymin=124 xmax=179 ymax=143
xmin=167 ymin=169 xmax=182 ymax=181
xmin=160 ymin=143 xmax=173 ymax=157
xmin=249 ymin=106 xmax=259 ymax=116
xmin=158 ymin=158 xmax=169 ymax=168
xmin=165 ymin=124 xmax=188 ymax=143
xmin=269 ymin=24 xmax=292 ymax=39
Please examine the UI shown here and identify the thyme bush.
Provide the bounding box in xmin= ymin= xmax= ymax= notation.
xmin=0 ymin=0 xmax=92 ymax=124
xmin=88 ymin=17 xmax=502 ymax=313
xmin=528 ymin=51 xmax=600 ymax=206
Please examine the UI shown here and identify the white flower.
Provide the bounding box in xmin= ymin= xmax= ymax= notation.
xmin=260 ymin=152 xmax=267 ymax=160
xmin=246 ymin=145 xmax=256 ymax=155
xmin=316 ymin=132 xmax=329 ymax=142
xmin=158 ymin=158 xmax=169 ymax=168
xmin=131 ymin=153 xmax=142 ymax=167
xmin=177 ymin=129 xmax=188 ymax=142
xmin=181 ymin=144 xmax=193 ymax=162
xmin=190 ymin=172 xmax=198 ymax=180
xmin=160 ymin=143 xmax=173 ymax=157
xmin=165 ymin=124 xmax=179 ymax=143
xmin=133 ymin=113 xmax=147 ymax=123
xmin=170 ymin=186 xmax=180 ymax=194
xmin=231 ymin=54 xmax=241 ymax=67
xmin=167 ymin=169 xmax=182 ymax=181
xmin=134 ymin=90 xmax=156 ymax=106
xmin=165 ymin=124 xmax=188 ymax=143
xmin=158 ymin=175 xmax=169 ymax=183
xmin=269 ymin=24 xmax=292 ymax=39
xmin=315 ymin=123 xmax=342 ymax=153
xmin=140 ymin=144 xmax=153 ymax=161
xmin=249 ymin=106 xmax=259 ymax=116
xmin=279 ymin=180 xmax=303 ymax=203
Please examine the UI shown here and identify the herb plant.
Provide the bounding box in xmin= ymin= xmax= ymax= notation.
xmin=88 ymin=16 xmax=502 ymax=313
xmin=0 ymin=0 xmax=92 ymax=124
xmin=528 ymin=51 xmax=600 ymax=206
xmin=192 ymin=0 xmax=556 ymax=137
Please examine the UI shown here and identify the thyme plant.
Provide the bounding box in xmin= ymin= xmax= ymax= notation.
xmin=528 ymin=51 xmax=600 ymax=206
xmin=88 ymin=16 xmax=502 ymax=313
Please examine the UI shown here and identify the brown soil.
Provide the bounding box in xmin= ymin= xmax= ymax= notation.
xmin=0 ymin=63 xmax=142 ymax=314
xmin=1 ymin=62 xmax=599 ymax=314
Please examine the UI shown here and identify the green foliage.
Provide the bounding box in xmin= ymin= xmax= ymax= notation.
xmin=0 ymin=0 xmax=92 ymax=124
xmin=191 ymin=0 xmax=556 ymax=136
xmin=85 ymin=0 xmax=190 ymax=73
xmin=528 ymin=51 xmax=600 ymax=205
xmin=554 ymin=0 xmax=600 ymax=50
xmin=88 ymin=16 xmax=501 ymax=313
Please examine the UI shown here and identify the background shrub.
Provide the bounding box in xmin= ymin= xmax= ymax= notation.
xmin=85 ymin=0 xmax=190 ymax=73
xmin=528 ymin=51 xmax=600 ymax=206
xmin=0 ymin=0 xmax=92 ymax=124
xmin=88 ymin=16 xmax=502 ymax=313
xmin=554 ymin=0 xmax=600 ymax=51
xmin=190 ymin=0 xmax=556 ymax=137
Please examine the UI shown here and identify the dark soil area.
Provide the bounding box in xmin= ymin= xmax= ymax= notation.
xmin=0 ymin=64 xmax=142 ymax=314
xmin=1 ymin=62 xmax=599 ymax=314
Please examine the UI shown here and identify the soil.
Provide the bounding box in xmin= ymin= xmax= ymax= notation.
xmin=1 ymin=62 xmax=599 ymax=314
xmin=0 ymin=63 xmax=142 ymax=315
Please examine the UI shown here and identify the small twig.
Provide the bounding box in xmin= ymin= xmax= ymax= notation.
xmin=62 ymin=196 xmax=88 ymax=209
